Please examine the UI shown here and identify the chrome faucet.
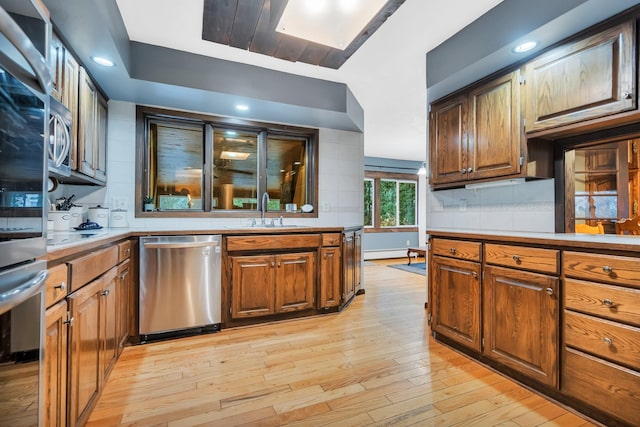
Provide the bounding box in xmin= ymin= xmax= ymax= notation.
xmin=261 ymin=192 xmax=270 ymax=226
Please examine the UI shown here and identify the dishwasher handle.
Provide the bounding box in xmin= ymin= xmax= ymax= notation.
xmin=143 ymin=241 xmax=220 ymax=249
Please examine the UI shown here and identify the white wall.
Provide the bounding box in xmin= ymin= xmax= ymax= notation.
xmin=52 ymin=101 xmax=364 ymax=230
xmin=426 ymin=179 xmax=556 ymax=232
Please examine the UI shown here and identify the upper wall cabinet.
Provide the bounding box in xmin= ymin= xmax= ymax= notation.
xmin=525 ymin=20 xmax=636 ymax=134
xmin=430 ymin=70 xmax=533 ymax=188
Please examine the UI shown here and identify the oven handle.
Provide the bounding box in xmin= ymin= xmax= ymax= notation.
xmin=0 ymin=7 xmax=52 ymax=95
xmin=0 ymin=270 xmax=48 ymax=314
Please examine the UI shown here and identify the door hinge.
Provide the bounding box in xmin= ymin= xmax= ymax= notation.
xmin=482 ymin=338 xmax=485 ymax=347
xmin=229 ymin=307 xmax=232 ymax=315
xmin=428 ymin=313 xmax=432 ymax=322
xmin=519 ymin=156 xmax=524 ymax=166
xmin=519 ymin=75 xmax=526 ymax=85
xmin=522 ymin=118 xmax=526 ymax=130
xmin=482 ymin=271 xmax=485 ymax=280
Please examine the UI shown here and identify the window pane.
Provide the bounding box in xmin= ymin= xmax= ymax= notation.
xmin=149 ymin=122 xmax=203 ymax=211
xmin=213 ymin=129 xmax=258 ymax=210
xmin=399 ymin=182 xmax=416 ymax=225
xmin=364 ymin=179 xmax=373 ymax=226
xmin=267 ymin=135 xmax=308 ymax=210
xmin=380 ymin=180 xmax=397 ymax=227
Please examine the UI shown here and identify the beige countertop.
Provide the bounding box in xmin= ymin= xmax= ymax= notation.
xmin=427 ymin=228 xmax=640 ymax=252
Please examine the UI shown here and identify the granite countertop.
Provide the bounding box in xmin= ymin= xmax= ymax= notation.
xmin=427 ymin=228 xmax=640 ymax=252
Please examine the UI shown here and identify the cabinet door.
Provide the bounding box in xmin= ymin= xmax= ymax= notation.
xmin=67 ymin=278 xmax=102 ymax=427
xmin=100 ymin=267 xmax=118 ymax=380
xmin=275 ymin=252 xmax=315 ymax=312
xmin=117 ymin=260 xmax=130 ymax=353
xmin=320 ymin=247 xmax=341 ymax=308
xmin=78 ymin=67 xmax=97 ymax=178
xmin=44 ymin=299 xmax=67 ymax=427
xmin=429 ymin=93 xmax=468 ymax=185
xmin=342 ymin=232 xmax=355 ymax=303
xmin=230 ymin=255 xmax=275 ymax=318
xmin=49 ymin=32 xmax=64 ymax=102
xmin=94 ymin=93 xmax=108 ymax=182
xmin=483 ymin=265 xmax=559 ymax=387
xmin=354 ymin=230 xmax=362 ymax=293
xmin=431 ymin=255 xmax=481 ymax=352
xmin=62 ymin=52 xmax=79 ymax=170
xmin=525 ymin=21 xmax=635 ymax=133
xmin=468 ymin=70 xmax=521 ymax=180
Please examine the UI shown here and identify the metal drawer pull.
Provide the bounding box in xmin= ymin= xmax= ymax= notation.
xmin=602 ymin=265 xmax=613 ymax=274
xmin=471 ymin=271 xmax=478 ymax=278
xmin=512 ymin=255 xmax=520 ymax=262
xmin=450 ymin=248 xmax=456 ymax=254
xmin=603 ymin=337 xmax=613 ymax=346
xmin=603 ymin=299 xmax=614 ymax=307
xmin=545 ymin=287 xmax=554 ymax=296
xmin=54 ymin=282 xmax=66 ymax=290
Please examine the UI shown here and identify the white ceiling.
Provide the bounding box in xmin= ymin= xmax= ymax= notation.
xmin=115 ymin=0 xmax=504 ymax=161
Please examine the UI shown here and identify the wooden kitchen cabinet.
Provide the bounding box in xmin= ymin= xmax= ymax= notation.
xmin=483 ymin=265 xmax=559 ymax=387
xmin=274 ymin=252 xmax=315 ymax=312
xmin=116 ymin=259 xmax=131 ymax=353
xmin=525 ymin=20 xmax=636 ymax=134
xmin=101 ymin=267 xmax=118 ymax=380
xmin=341 ymin=228 xmax=363 ymax=304
xmin=230 ymin=252 xmax=315 ymax=318
xmin=562 ymin=251 xmax=640 ymax=425
xmin=319 ymin=246 xmax=341 ymax=308
xmin=78 ymin=67 xmax=108 ymax=184
xmin=44 ymin=299 xmax=68 ymax=427
xmin=430 ymin=254 xmax=482 ymax=352
xmin=67 ymin=275 xmax=102 ymax=427
xmin=354 ymin=229 xmax=362 ymax=294
xmin=430 ymin=70 xmax=525 ymax=187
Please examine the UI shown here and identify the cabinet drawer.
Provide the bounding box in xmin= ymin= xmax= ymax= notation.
xmin=565 ymin=278 xmax=640 ymax=326
xmin=565 ymin=310 xmax=640 ymax=370
xmin=227 ymin=234 xmax=321 ymax=252
xmin=563 ymin=348 xmax=640 ymax=426
xmin=45 ymin=264 xmax=68 ymax=308
xmin=68 ymin=245 xmax=119 ymax=292
xmin=322 ymin=233 xmax=341 ymax=247
xmin=117 ymin=240 xmax=131 ymax=263
xmin=563 ymin=251 xmax=640 ymax=288
xmin=485 ymin=243 xmax=558 ymax=274
xmin=432 ymin=238 xmax=480 ymax=261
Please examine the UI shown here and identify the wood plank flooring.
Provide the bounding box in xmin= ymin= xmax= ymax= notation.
xmin=87 ymin=259 xmax=596 ymax=426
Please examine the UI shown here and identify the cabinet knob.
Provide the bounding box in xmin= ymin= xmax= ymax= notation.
xmin=602 ymin=265 xmax=613 ymax=274
xmin=450 ymin=247 xmax=457 ymax=254
xmin=101 ymin=289 xmax=110 ymax=296
xmin=471 ymin=271 xmax=478 ymax=279
xmin=512 ymin=255 xmax=521 ymax=263
xmin=467 ymin=167 xmax=473 ymax=173
xmin=54 ymin=282 xmax=66 ymax=290
xmin=271 ymin=261 xmax=275 ymax=267
xmin=603 ymin=298 xmax=614 ymax=307
xmin=461 ymin=168 xmax=466 ymax=174
xmin=545 ymin=287 xmax=554 ymax=296
xmin=622 ymin=91 xmax=632 ymax=99
xmin=603 ymin=337 xmax=613 ymax=346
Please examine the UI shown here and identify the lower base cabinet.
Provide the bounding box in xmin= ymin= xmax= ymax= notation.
xmin=319 ymin=246 xmax=341 ymax=308
xmin=483 ymin=265 xmax=559 ymax=387
xmin=230 ymin=252 xmax=315 ymax=319
xmin=44 ymin=299 xmax=68 ymax=427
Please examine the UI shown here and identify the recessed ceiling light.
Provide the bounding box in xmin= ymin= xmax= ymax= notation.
xmin=513 ymin=41 xmax=537 ymax=53
xmin=91 ymin=56 xmax=115 ymax=67
xmin=235 ymin=104 xmax=249 ymax=111
xmin=220 ymin=151 xmax=250 ymax=160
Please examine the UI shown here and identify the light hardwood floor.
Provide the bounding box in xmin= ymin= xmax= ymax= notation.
xmin=87 ymin=259 xmax=596 ymax=426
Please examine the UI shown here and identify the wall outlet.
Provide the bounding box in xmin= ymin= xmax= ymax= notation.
xmin=113 ymin=197 xmax=128 ymax=210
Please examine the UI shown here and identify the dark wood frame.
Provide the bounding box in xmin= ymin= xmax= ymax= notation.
xmin=135 ymin=105 xmax=319 ymax=218
xmin=364 ymin=171 xmax=419 ymax=233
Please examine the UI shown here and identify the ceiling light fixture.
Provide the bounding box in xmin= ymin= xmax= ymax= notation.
xmin=91 ymin=56 xmax=115 ymax=67
xmin=220 ymin=151 xmax=251 ymax=160
xmin=513 ymin=41 xmax=537 ymax=53
xmin=276 ymin=0 xmax=386 ymax=50
xmin=235 ymin=104 xmax=249 ymax=111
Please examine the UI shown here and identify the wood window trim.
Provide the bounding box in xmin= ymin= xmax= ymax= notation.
xmin=135 ymin=105 xmax=319 ymax=218
xmin=365 ymin=171 xmax=418 ymax=232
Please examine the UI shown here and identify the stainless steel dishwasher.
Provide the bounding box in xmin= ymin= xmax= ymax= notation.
xmin=139 ymin=235 xmax=222 ymax=341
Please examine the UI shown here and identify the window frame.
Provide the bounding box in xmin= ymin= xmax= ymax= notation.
xmin=135 ymin=105 xmax=319 ymax=218
xmin=364 ymin=171 xmax=418 ymax=232
xmin=364 ymin=178 xmax=374 ymax=228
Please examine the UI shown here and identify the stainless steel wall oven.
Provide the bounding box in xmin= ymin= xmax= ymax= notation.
xmin=0 ymin=0 xmax=52 ymax=425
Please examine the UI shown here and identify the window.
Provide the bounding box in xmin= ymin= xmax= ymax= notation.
xmin=364 ymin=172 xmax=418 ymax=231
xmin=137 ymin=106 xmax=318 ymax=217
